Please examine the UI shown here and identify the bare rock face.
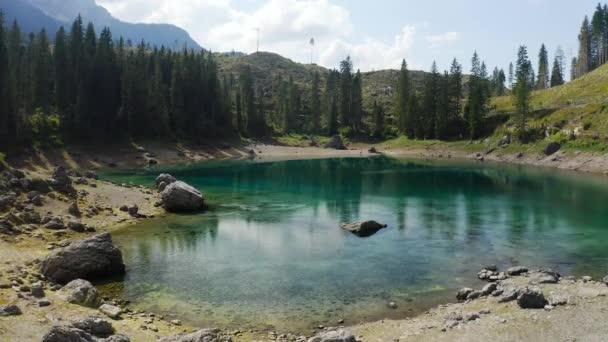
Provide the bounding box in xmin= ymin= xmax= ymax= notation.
xmin=58 ymin=279 xmax=101 ymax=308
xmin=307 ymin=329 xmax=356 ymax=342
xmin=159 ymin=328 xmax=232 ymax=342
xmin=40 ymin=233 xmax=126 ymax=284
xmin=340 ymin=220 xmax=387 ymax=237
xmin=161 ymin=181 xmax=204 ymax=212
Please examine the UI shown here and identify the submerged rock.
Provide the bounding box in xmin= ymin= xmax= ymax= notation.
xmin=58 ymin=279 xmax=101 ymax=308
xmin=324 ymin=135 xmax=346 ymax=150
xmin=517 ymin=287 xmax=548 ymax=309
xmin=40 ymin=233 xmax=126 ymax=284
xmin=161 ymin=181 xmax=204 ymax=212
xmin=340 ymin=220 xmax=387 ymax=237
xmin=159 ymin=328 xmax=232 ymax=342
xmin=307 ymin=329 xmax=356 ymax=342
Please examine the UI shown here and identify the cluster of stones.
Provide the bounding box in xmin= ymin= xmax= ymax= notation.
xmin=0 ymin=166 xmax=101 ymax=239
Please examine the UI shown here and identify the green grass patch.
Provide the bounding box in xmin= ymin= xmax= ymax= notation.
xmin=274 ymin=133 xmax=330 ymax=147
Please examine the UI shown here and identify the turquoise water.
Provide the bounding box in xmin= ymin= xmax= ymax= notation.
xmin=100 ymin=157 xmax=608 ymax=332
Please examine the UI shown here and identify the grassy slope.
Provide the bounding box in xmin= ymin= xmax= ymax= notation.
xmin=491 ymin=64 xmax=608 ymax=152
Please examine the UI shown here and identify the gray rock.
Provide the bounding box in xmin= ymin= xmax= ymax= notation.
xmin=602 ymin=275 xmax=608 ymax=285
xmin=161 ymin=181 xmax=204 ymax=212
xmin=38 ymin=298 xmax=51 ymax=307
xmin=307 ymin=329 xmax=356 ymax=342
xmin=159 ymin=328 xmax=232 ymax=342
xmin=40 ymin=233 xmax=125 ymax=284
xmin=20 ymin=211 xmax=41 ymax=224
xmin=456 ymin=288 xmax=473 ymax=301
xmin=0 ymin=304 xmax=21 ymax=316
xmin=517 ymin=287 xmax=548 ymax=309
xmin=68 ymin=221 xmax=86 ymax=233
xmin=31 ymin=282 xmax=45 ymax=298
xmin=45 ymin=217 xmax=65 ymax=230
xmin=71 ymin=317 xmax=114 ymax=337
xmin=549 ymin=295 xmax=568 ymax=306
xmin=498 ymin=287 xmax=521 ymax=303
xmin=499 ymin=134 xmax=511 ymax=146
xmin=127 ymin=205 xmax=138 ymax=217
xmin=99 ymin=304 xmax=122 ymax=319
xmin=324 ymin=135 xmax=346 ymax=150
xmin=481 ymin=283 xmax=498 ymax=296
xmin=158 ymin=181 xmax=167 ymax=192
xmin=32 ymin=195 xmax=44 ymax=206
xmin=466 ymin=290 xmax=483 ymax=300
xmin=582 ymin=275 xmax=592 ymax=282
xmin=101 ymin=335 xmax=131 ymax=342
xmin=51 ymin=166 xmax=75 ymax=195
xmin=57 ymin=279 xmax=101 ymax=308
xmin=69 ymin=202 xmax=81 ymax=217
xmin=42 ymin=326 xmax=95 ymax=342
xmin=84 ymin=171 xmax=99 ymax=180
xmin=0 ymin=194 xmax=16 ymax=210
xmin=28 ymin=178 xmax=52 ymax=193
xmin=506 ymin=266 xmax=528 ymax=276
xmin=340 ymin=220 xmax=387 ymax=237
xmin=155 ymin=174 xmax=177 ymax=187
xmin=544 ymin=142 xmax=561 ymax=156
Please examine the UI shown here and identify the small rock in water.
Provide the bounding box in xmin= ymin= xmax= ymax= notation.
xmin=388 ymin=302 xmax=397 ymax=309
xmin=582 ymin=276 xmax=592 ymax=282
xmin=602 ymin=275 xmax=608 ymax=285
xmin=340 ymin=221 xmax=387 ymax=237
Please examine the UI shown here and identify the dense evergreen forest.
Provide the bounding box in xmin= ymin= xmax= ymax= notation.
xmin=0 ymin=3 xmax=603 ymax=149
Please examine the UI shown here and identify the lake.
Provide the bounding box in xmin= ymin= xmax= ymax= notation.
xmin=99 ymin=156 xmax=608 ymax=332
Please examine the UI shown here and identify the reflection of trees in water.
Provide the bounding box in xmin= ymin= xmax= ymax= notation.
xmin=117 ymin=157 xmax=608 ymax=271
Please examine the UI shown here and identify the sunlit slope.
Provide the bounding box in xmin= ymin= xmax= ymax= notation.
xmin=492 ymin=64 xmax=608 ymax=140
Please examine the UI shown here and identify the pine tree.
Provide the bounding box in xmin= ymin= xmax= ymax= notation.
xmin=395 ymin=59 xmax=410 ymax=134
xmin=508 ymin=62 xmax=514 ymax=88
xmin=591 ymin=3 xmax=605 ymax=67
xmin=339 ymin=56 xmax=353 ymax=128
xmin=536 ymin=43 xmax=549 ymax=89
xmin=408 ymin=92 xmax=422 ymax=139
xmin=421 ymin=61 xmax=439 ymax=139
xmin=310 ymin=71 xmax=321 ymax=133
xmin=324 ymin=70 xmax=339 ymax=135
xmin=372 ymin=100 xmax=384 ymax=137
xmin=466 ymin=51 xmax=488 ymax=139
xmin=570 ymin=57 xmax=578 ymax=80
xmin=0 ymin=11 xmax=11 ymax=144
xmin=435 ymin=71 xmax=449 ymax=139
xmin=447 ymin=58 xmax=463 ymax=133
xmin=54 ymin=27 xmax=69 ymax=113
xmin=7 ymin=21 xmax=23 ymax=140
xmin=513 ymin=45 xmax=533 ymax=140
xmin=351 ymin=70 xmax=363 ymax=132
xmin=551 ymin=56 xmax=564 ymax=88
xmin=328 ymin=97 xmax=338 ymax=136
xmin=577 ymin=16 xmax=592 ymax=76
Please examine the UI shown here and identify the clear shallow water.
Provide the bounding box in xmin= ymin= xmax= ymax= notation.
xmin=100 ymin=157 xmax=608 ymax=332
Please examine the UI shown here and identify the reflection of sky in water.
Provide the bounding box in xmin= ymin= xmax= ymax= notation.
xmin=101 ymin=157 xmax=608 ymax=332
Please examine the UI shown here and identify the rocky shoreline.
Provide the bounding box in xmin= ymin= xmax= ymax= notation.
xmin=2 ymin=146 xmax=608 ymax=341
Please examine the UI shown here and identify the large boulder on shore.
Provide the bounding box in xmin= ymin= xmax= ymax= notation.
xmin=324 ymin=135 xmax=346 ymax=150
xmin=58 ymin=279 xmax=102 ymax=308
xmin=40 ymin=233 xmax=126 ymax=284
xmin=308 ymin=329 xmax=356 ymax=342
xmin=517 ymin=287 xmax=548 ymax=309
xmin=159 ymin=328 xmax=231 ymax=342
xmin=544 ymin=142 xmax=561 ymax=156
xmin=340 ymin=220 xmax=387 ymax=237
xmin=161 ymin=181 xmax=204 ymax=212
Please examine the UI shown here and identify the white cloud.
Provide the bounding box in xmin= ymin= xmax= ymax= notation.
xmin=320 ymin=25 xmax=417 ymax=71
xmin=95 ymin=0 xmax=417 ymax=71
xmin=425 ymin=31 xmax=461 ymax=48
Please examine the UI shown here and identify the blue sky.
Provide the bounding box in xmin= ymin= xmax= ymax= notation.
xmin=98 ymin=0 xmax=598 ymax=74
